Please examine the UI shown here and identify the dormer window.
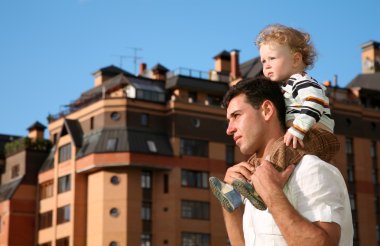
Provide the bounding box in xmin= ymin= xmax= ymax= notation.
xmin=147 ymin=140 xmax=157 ymax=153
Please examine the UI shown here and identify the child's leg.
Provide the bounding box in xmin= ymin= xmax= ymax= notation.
xmin=301 ymin=127 xmax=340 ymax=162
xmin=233 ymin=137 xmax=306 ymax=211
xmin=209 ymin=177 xmax=242 ymax=213
xmin=209 ymin=155 xmax=258 ymax=212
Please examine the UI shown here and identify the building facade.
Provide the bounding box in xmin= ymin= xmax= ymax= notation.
xmin=1 ymin=41 xmax=380 ymax=245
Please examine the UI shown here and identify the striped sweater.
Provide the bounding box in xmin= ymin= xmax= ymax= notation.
xmin=282 ymin=73 xmax=334 ymax=140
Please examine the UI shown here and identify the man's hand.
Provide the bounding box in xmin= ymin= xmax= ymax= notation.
xmin=284 ymin=130 xmax=304 ymax=149
xmin=224 ymin=161 xmax=255 ymax=184
xmin=250 ymin=160 xmax=295 ymax=208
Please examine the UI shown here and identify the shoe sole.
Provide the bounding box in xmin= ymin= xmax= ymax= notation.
xmin=209 ymin=178 xmax=234 ymax=213
xmin=232 ymin=180 xmax=267 ymax=211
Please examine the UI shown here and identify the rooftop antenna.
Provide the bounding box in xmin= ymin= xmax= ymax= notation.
xmin=111 ymin=55 xmax=129 ymax=68
xmin=125 ymin=47 xmax=143 ymax=75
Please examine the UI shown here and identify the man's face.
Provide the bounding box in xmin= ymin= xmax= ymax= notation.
xmin=259 ymin=42 xmax=295 ymax=82
xmin=226 ymin=94 xmax=266 ymax=156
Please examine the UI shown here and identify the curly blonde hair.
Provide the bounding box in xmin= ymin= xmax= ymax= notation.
xmin=256 ymin=24 xmax=317 ymax=70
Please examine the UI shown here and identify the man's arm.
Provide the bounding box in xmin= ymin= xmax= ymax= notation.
xmin=222 ymin=161 xmax=254 ymax=245
xmin=251 ymin=161 xmax=341 ymax=245
xmin=223 ymin=206 xmax=245 ymax=246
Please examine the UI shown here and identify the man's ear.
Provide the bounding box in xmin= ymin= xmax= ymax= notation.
xmin=261 ymin=100 xmax=275 ymax=121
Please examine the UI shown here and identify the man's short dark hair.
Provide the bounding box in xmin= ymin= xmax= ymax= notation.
xmin=222 ymin=77 xmax=286 ymax=131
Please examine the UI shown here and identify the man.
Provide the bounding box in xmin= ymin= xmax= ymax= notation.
xmin=221 ymin=77 xmax=353 ymax=245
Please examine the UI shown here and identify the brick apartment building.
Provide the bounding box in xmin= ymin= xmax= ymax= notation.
xmin=0 ymin=41 xmax=380 ymax=246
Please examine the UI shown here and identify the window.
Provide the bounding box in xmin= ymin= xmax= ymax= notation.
xmin=141 ymin=171 xmax=152 ymax=189
xmin=146 ymin=140 xmax=157 ymax=153
xmin=182 ymin=200 xmax=209 ymax=220
xmin=188 ymin=91 xmax=197 ymax=103
xmin=58 ymin=143 xmax=71 ymax=163
xmin=106 ymin=138 xmax=118 ymax=151
xmin=141 ymin=234 xmax=151 ymax=246
xmin=57 ymin=205 xmax=70 ymax=224
xmin=39 ymin=242 xmax=52 ymax=246
xmin=182 ymin=232 xmax=210 ymax=246
xmin=110 ymin=112 xmax=120 ymax=121
xmin=163 ymin=174 xmax=169 ymax=193
xmin=39 ymin=211 xmax=53 ymax=229
xmin=136 ymin=90 xmax=165 ymax=103
xmin=226 ymin=145 xmax=235 ymax=166
xmin=53 ymin=133 xmax=58 ymax=144
xmin=58 ymin=175 xmax=71 ymax=194
xmin=141 ymin=113 xmax=149 ymax=126
xmin=109 ymin=241 xmax=118 ymax=246
xmin=207 ymin=94 xmax=222 ymax=106
xmin=11 ymin=165 xmax=20 ymax=178
xmin=192 ymin=118 xmax=200 ymax=128
xmin=180 ymin=138 xmax=208 ymax=157
xmin=56 ymin=237 xmax=69 ymax=246
xmin=111 ymin=176 xmax=120 ymax=185
xmin=345 ymin=137 xmax=353 ymax=155
xmin=372 ymin=141 xmax=377 ymax=159
xmin=181 ymin=170 xmax=208 ymax=188
xmin=90 ymin=117 xmax=94 ymax=130
xmin=141 ymin=202 xmax=151 ymax=220
xmin=40 ymin=180 xmax=54 ymax=199
xmin=110 ymin=208 xmax=119 ymax=217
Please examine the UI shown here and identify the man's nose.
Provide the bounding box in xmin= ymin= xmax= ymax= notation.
xmin=226 ymin=122 xmax=235 ymax=135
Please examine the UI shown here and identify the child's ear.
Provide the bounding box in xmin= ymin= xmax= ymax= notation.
xmin=293 ymin=52 xmax=303 ymax=67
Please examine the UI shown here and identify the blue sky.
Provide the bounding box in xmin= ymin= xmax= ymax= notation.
xmin=1 ymin=0 xmax=379 ymax=136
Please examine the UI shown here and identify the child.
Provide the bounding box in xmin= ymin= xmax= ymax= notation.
xmin=209 ymin=24 xmax=340 ymax=212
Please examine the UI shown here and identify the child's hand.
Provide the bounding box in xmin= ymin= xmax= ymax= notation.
xmin=284 ymin=131 xmax=304 ymax=149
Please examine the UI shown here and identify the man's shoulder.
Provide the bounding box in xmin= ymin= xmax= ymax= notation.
xmin=294 ymin=155 xmax=340 ymax=176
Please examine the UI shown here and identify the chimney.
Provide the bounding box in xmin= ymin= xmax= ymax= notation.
xmin=139 ymin=63 xmax=147 ymax=76
xmin=213 ymin=50 xmax=231 ymax=73
xmin=361 ymin=41 xmax=380 ymax=74
xmin=27 ymin=121 xmax=46 ymax=141
xmin=230 ymin=49 xmax=241 ymax=81
xmin=152 ymin=63 xmax=169 ymax=80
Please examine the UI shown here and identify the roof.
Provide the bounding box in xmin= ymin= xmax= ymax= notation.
xmin=63 ymin=119 xmax=83 ymax=148
xmin=126 ymin=76 xmax=165 ymax=93
xmin=152 ymin=63 xmax=169 ymax=73
xmin=39 ymin=146 xmax=56 ymax=172
xmin=27 ymin=121 xmax=46 ymax=131
xmin=213 ymin=50 xmax=230 ymax=59
xmin=346 ymin=73 xmax=380 ymax=91
xmin=0 ymin=176 xmax=23 ymax=202
xmin=92 ymin=65 xmax=134 ymax=77
xmin=76 ymin=127 xmax=173 ymax=158
xmin=80 ymin=73 xmax=130 ymax=99
xmin=239 ymin=57 xmax=263 ymax=79
xmin=166 ymin=75 xmax=229 ymax=95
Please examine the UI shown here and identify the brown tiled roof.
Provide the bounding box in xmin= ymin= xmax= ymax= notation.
xmin=346 ymin=73 xmax=380 ymax=91
xmin=240 ymin=57 xmax=263 ymax=79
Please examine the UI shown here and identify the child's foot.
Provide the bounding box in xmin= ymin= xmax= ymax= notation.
xmin=209 ymin=177 xmax=242 ymax=213
xmin=232 ymin=179 xmax=267 ymax=211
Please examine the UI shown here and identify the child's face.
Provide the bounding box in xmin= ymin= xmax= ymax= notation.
xmin=259 ymin=42 xmax=299 ymax=82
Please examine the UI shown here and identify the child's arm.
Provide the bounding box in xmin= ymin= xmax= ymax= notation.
xmin=284 ymin=130 xmax=304 ymax=148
